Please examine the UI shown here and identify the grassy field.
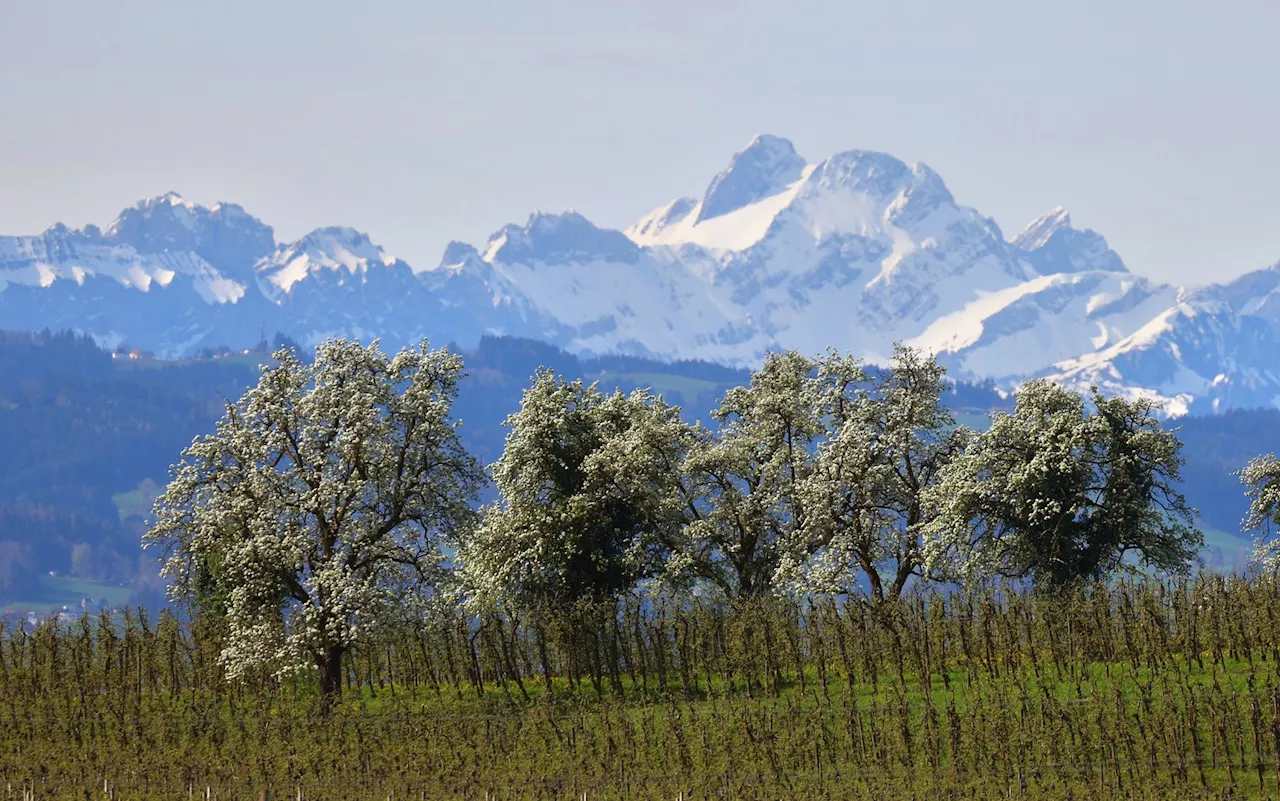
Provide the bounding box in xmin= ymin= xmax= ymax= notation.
xmin=1201 ymin=526 xmax=1254 ymax=569
xmin=6 ymin=578 xmax=1280 ymax=799
xmin=591 ymin=370 xmax=727 ymax=409
xmin=0 ymin=573 xmax=133 ymax=615
xmin=111 ymin=477 xmax=161 ymax=520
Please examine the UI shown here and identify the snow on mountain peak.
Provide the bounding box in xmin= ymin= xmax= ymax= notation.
xmin=631 ymin=146 xmax=963 ymax=253
xmin=1040 ymin=298 xmax=1278 ymax=417
xmin=0 ymin=209 xmax=244 ymax=313
xmin=437 ymin=241 xmax=482 ymax=270
xmin=128 ymin=191 xmax=198 ymax=212
xmin=1012 ymin=207 xmax=1126 ymax=276
xmin=257 ymin=226 xmax=399 ymax=297
xmin=485 ymin=211 xmax=640 ymax=265
xmin=107 ymin=192 xmax=200 ymax=235
xmin=627 ymin=170 xmax=811 ymax=251
xmin=5 ymin=136 xmax=1280 ymax=416
xmin=160 ymin=191 xmax=195 ymax=208
xmin=806 ymin=149 xmax=911 ymax=195
xmin=627 ymin=197 xmax=697 ymax=242
xmin=104 ymin=193 xmax=276 ymax=280
xmin=1012 ymin=206 xmax=1071 ymax=250
xmin=694 ymin=134 xmax=806 ymax=225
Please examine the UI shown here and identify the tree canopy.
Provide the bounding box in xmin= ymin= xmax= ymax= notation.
xmin=679 ymin=351 xmax=826 ymax=600
xmin=460 ymin=372 xmax=694 ymax=612
xmin=922 ymin=380 xmax=1200 ymax=586
xmin=790 ymin=345 xmax=969 ymax=602
xmin=145 ymin=339 xmax=483 ymax=699
xmin=1239 ymin=453 xmax=1280 ymax=569
xmin=138 ymin=334 xmax=1216 ymax=708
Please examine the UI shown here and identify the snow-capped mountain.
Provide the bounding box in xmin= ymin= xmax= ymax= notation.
xmin=0 ymin=197 xmax=464 ymax=354
xmin=1043 ymin=299 xmax=1280 ymax=416
xmin=107 ymin=192 xmax=276 ymax=281
xmin=1011 ymin=207 xmax=1127 ymax=276
xmin=426 ymin=135 xmax=1206 ymax=403
xmin=5 ymin=135 xmax=1280 ymax=415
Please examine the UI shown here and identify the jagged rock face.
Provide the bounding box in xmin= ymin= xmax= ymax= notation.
xmin=695 ymin=135 xmax=807 ymax=224
xmin=0 ymin=196 xmax=450 ymax=354
xmin=1012 ymin=207 xmax=1127 ymax=276
xmin=1044 ymin=301 xmax=1280 ymax=416
xmin=105 ymin=193 xmax=276 ymax=280
xmin=6 ymin=137 xmax=1280 ymax=415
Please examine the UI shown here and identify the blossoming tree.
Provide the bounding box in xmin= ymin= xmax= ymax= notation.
xmin=146 ymin=339 xmax=482 ymax=702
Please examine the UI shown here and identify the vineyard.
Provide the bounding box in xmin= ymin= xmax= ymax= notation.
xmin=6 ymin=575 xmax=1280 ymax=799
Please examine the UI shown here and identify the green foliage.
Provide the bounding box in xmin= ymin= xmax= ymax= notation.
xmin=793 ymin=344 xmax=970 ymax=601
xmin=0 ymin=331 xmax=265 ymax=591
xmin=680 ymin=351 xmax=829 ymax=600
xmin=924 ymin=380 xmax=1201 ymax=586
xmin=462 ymin=372 xmax=695 ymax=610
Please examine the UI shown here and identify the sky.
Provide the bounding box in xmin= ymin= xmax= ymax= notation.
xmin=2 ymin=0 xmax=1278 ymax=286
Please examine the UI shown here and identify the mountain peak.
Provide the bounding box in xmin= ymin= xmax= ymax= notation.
xmin=279 ymin=226 xmax=392 ymax=267
xmin=1012 ymin=207 xmax=1126 ymax=275
xmin=109 ymin=192 xmax=202 ymax=234
xmin=485 ymin=211 xmax=640 ymax=265
xmin=1011 ymin=206 xmax=1071 ymax=251
xmin=806 ymin=149 xmax=914 ymax=196
xmin=157 ymin=190 xmax=194 ymax=207
xmin=694 ymin=134 xmax=806 ymax=224
xmin=256 ymin=227 xmax=399 ymax=297
xmin=298 ymin=226 xmax=373 ymax=249
xmin=104 ymin=193 xmax=275 ymax=278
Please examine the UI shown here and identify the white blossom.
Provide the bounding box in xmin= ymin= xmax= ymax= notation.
xmin=782 ymin=345 xmax=968 ymax=602
xmin=459 ymin=371 xmax=695 ymax=611
xmin=678 ymin=350 xmax=827 ymax=600
xmin=145 ymin=339 xmax=482 ymax=695
xmin=1239 ymin=454 xmax=1280 ymax=570
xmin=920 ymin=379 xmax=1199 ymax=586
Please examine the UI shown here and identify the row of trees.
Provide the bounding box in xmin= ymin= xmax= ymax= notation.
xmin=144 ymin=338 xmax=1265 ymax=700
xmin=466 ymin=345 xmax=1200 ymax=606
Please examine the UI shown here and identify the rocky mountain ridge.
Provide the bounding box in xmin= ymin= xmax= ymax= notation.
xmin=3 ymin=135 xmax=1278 ymax=415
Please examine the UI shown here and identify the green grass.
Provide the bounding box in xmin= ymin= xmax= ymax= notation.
xmin=10 ymin=578 xmax=1280 ymax=799
xmin=591 ymin=370 xmax=726 ymax=407
xmin=1199 ymin=525 xmax=1253 ymax=569
xmin=0 ymin=574 xmax=134 ymax=614
xmin=111 ymin=478 xmax=160 ymax=521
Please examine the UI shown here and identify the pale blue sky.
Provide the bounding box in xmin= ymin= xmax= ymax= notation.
xmin=2 ymin=0 xmax=1277 ymax=285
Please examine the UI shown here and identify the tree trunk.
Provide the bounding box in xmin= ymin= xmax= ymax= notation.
xmin=318 ymin=643 xmax=343 ymax=708
xmin=887 ymin=558 xmax=916 ymax=603
xmin=857 ymin=549 xmax=884 ymax=604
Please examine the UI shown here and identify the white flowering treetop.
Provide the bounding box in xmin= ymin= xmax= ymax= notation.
xmin=145 ymin=339 xmax=482 ymax=700
xmin=921 ymin=380 xmax=1199 ymax=587
xmin=680 ymin=351 xmax=829 ymax=600
xmin=785 ymin=345 xmax=970 ymax=602
xmin=461 ymin=371 xmax=695 ymax=612
xmin=1239 ymin=454 xmax=1280 ymax=569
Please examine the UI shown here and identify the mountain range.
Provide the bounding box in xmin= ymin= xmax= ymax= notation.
xmin=4 ymin=134 xmax=1280 ymax=416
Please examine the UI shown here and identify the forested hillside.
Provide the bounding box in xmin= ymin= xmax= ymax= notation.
xmin=0 ymin=330 xmax=1269 ymax=610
